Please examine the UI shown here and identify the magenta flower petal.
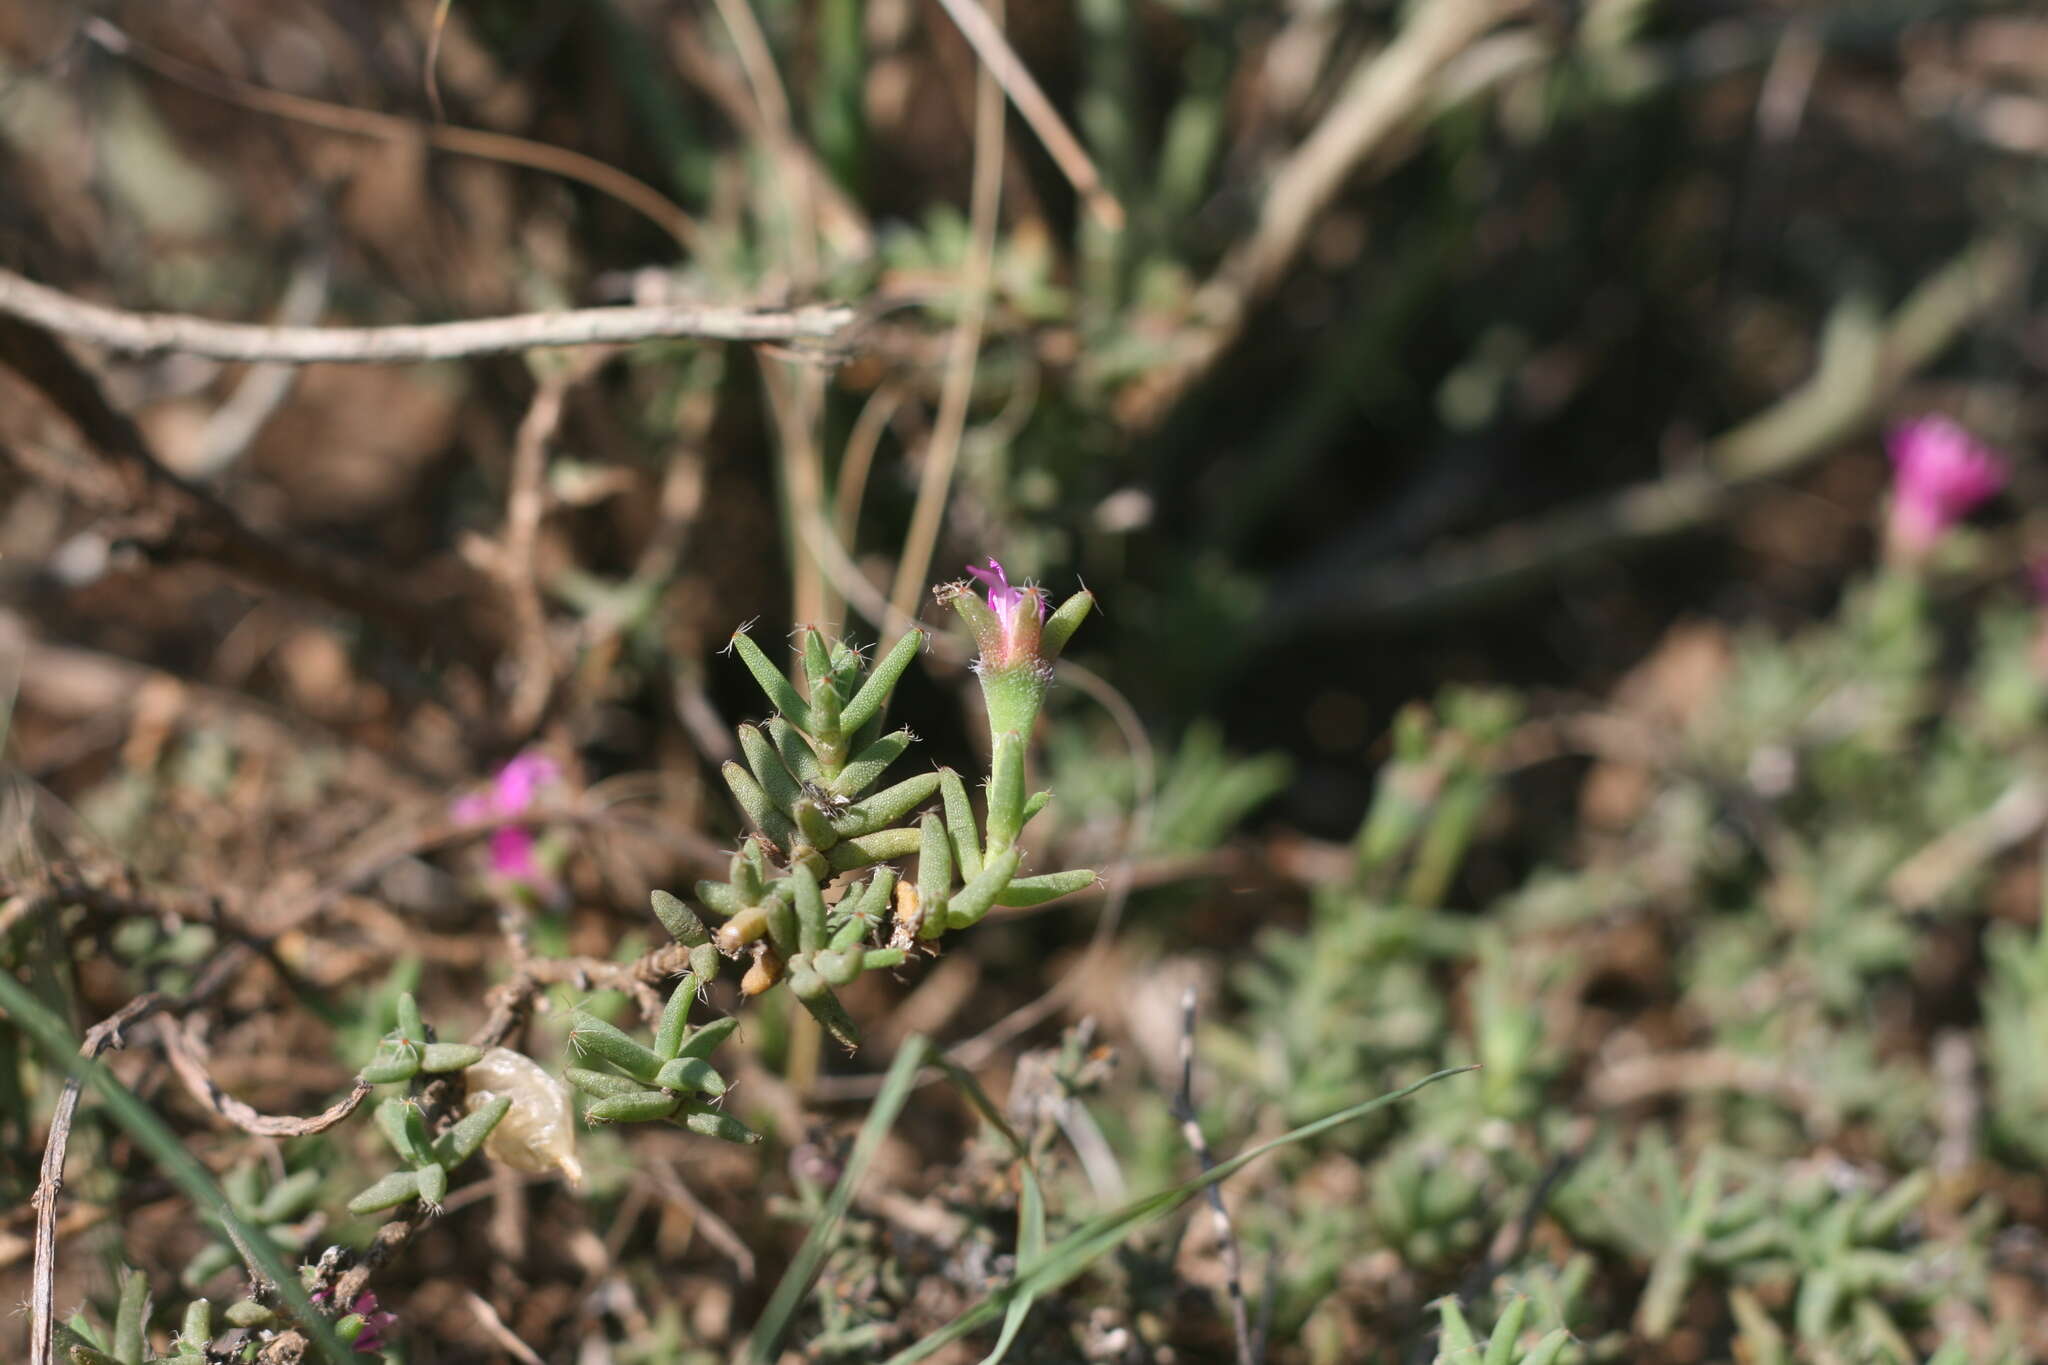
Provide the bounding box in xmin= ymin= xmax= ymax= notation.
xmin=491 ymin=753 xmax=559 ymax=814
xmin=962 ymin=557 xmax=1046 ymax=671
xmin=1885 ymin=415 xmax=2007 ymax=559
xmin=489 ymin=825 xmax=540 ymax=881
xmin=451 ymin=792 xmax=493 ymax=825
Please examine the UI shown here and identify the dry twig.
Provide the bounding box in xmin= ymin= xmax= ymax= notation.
xmin=157 ymin=1017 xmax=374 ymax=1138
xmin=927 ymin=0 xmax=1124 ymax=231
xmin=1171 ymin=987 xmax=1258 ymax=1365
xmin=0 ymin=267 xmax=855 ymax=365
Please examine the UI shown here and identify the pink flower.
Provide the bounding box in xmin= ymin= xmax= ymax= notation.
xmin=452 ymin=753 xmax=560 ymax=890
xmin=313 ymin=1290 xmax=397 ymax=1354
xmin=1886 ymin=416 xmax=2007 ymax=561
xmin=350 ymin=1292 xmax=398 ymax=1353
xmin=963 ymin=557 xmax=1046 ymax=672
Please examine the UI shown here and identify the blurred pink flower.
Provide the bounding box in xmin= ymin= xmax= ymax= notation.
xmin=452 ymin=753 xmax=560 ymax=890
xmin=963 ymin=557 xmax=1046 ymax=671
xmin=1886 ymin=415 xmax=2007 ymax=561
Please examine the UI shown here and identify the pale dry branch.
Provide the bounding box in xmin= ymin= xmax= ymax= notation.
xmin=158 ymin=1017 xmax=374 ymax=1138
xmin=0 ymin=267 xmax=856 ymax=365
xmin=928 ymin=0 xmax=1125 ymax=231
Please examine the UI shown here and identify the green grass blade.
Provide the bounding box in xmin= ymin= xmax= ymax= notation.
xmin=743 ymin=1035 xmax=933 ymax=1365
xmin=883 ymin=1066 xmax=1471 ymax=1364
xmin=0 ymin=972 xmax=353 ymax=1364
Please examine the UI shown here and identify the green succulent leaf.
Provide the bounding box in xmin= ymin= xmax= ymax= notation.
xmin=568 ymin=1010 xmax=665 ymax=1084
xmin=678 ymin=1101 xmax=761 ymax=1144
xmin=432 ymin=1094 xmax=512 ymax=1166
xmin=346 ymin=1169 xmax=422 ymax=1215
xmin=587 ymin=1090 xmax=684 ymax=1123
xmin=419 ymin=1042 xmax=485 ymax=1073
xmin=655 ymin=1056 xmax=726 ymax=1095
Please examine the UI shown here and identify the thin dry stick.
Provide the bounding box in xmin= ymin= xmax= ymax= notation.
xmin=928 ymin=0 xmax=1124 ymax=231
xmin=0 ymin=267 xmax=854 ymax=364
xmin=84 ymin=17 xmax=701 ymax=256
xmin=833 ymin=382 xmax=905 ymax=551
xmin=28 ymin=951 xmax=248 ymax=1365
xmin=1172 ymin=986 xmax=1257 ymax=1365
xmin=888 ymin=0 xmax=1007 ymax=622
xmin=474 ymin=367 xmax=584 ymax=739
xmin=29 ymin=995 xmax=159 ymax=1365
xmin=707 ymin=0 xmax=820 ymax=289
xmin=158 ymin=1017 xmax=374 ymax=1137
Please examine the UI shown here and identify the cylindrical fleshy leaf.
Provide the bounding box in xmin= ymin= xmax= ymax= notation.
xmin=739 ymin=724 xmax=804 ymax=815
xmin=586 ymin=1090 xmax=682 ymax=1123
xmin=113 ymin=1268 xmax=148 ymax=1365
xmin=361 ymin=1043 xmax=420 ymax=1086
xmin=847 ymin=867 xmax=897 ymax=930
xmin=419 ymin=1042 xmax=484 ymax=1073
xmin=655 ymin=1056 xmax=726 ymax=1096
xmin=800 ymin=629 xmax=834 ymax=699
xmin=693 ymin=878 xmax=745 ymax=919
xmin=678 ymin=1102 xmax=760 ymax=1144
xmin=722 ymin=761 xmax=797 ymax=849
xmin=728 ymin=630 xmax=810 ymax=728
xmin=791 ymin=970 xmax=861 ymax=1049
xmin=827 ymin=826 xmax=922 ymax=872
xmin=793 ymin=798 xmax=839 ymax=851
xmin=1040 ymin=588 xmax=1094 ymax=662
xmin=434 ymin=1094 xmax=511 ymax=1165
xmin=831 ymin=728 xmax=914 ymax=798
xmin=770 ymin=715 xmax=824 ymax=787
xmin=415 ymin=1161 xmax=448 ymax=1207
xmin=839 ymin=629 xmax=925 ymax=737
xmin=915 ymin=812 xmax=951 ymax=931
xmin=376 ymin=1098 xmax=428 ymax=1166
xmin=763 ymin=889 xmax=799 ymax=955
xmin=808 ymin=679 xmax=846 ymax=771
xmin=254 ymin=1169 xmax=321 ymax=1222
xmin=396 ymin=993 xmax=424 ymax=1041
xmin=862 ymin=947 xmax=908 ymax=972
xmin=651 ymin=890 xmax=711 ymax=947
xmin=939 ymin=768 xmax=983 ymax=881
xmin=568 ymin=1011 xmax=664 ymax=1083
xmin=346 ymin=1169 xmax=421 ymax=1215
xmin=831 ymin=770 xmax=942 ymax=839
xmin=653 ymin=976 xmax=697 ymax=1059
xmin=812 ymin=949 xmax=860 ymax=986
xmin=943 ymin=846 xmax=1021 ymax=931
xmin=676 ymin=1015 xmax=741 ymax=1060
xmin=792 ymin=864 xmax=827 ymax=954
xmin=565 ymin=1067 xmax=643 ymax=1098
xmin=993 ymin=867 xmax=1098 ymax=907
